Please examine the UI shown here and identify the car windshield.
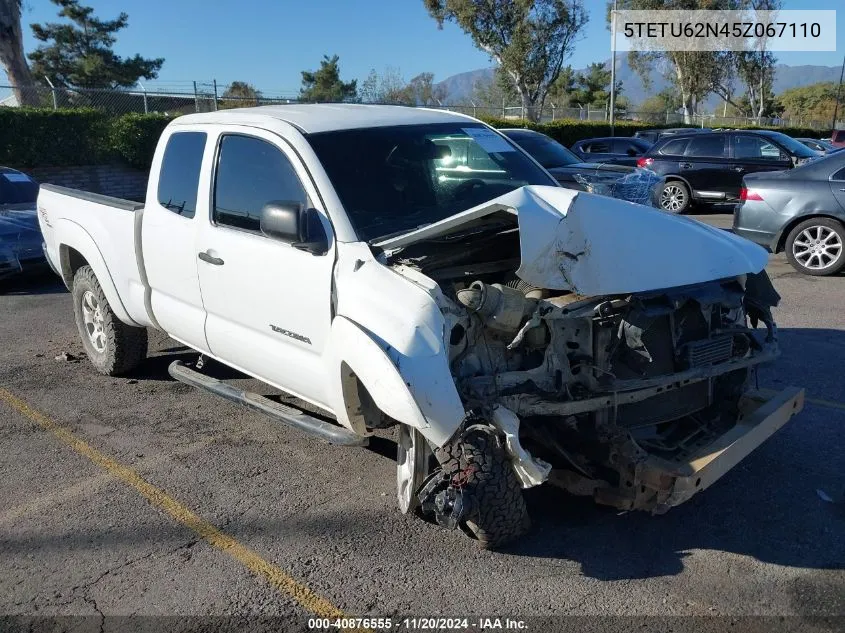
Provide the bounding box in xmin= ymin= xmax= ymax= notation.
xmin=508 ymin=133 xmax=581 ymax=169
xmin=0 ymin=171 xmax=39 ymax=207
xmin=763 ymin=133 xmax=817 ymax=158
xmin=307 ymin=123 xmax=556 ymax=242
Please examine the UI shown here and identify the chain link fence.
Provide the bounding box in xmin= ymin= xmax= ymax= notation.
xmin=0 ymin=82 xmax=834 ymax=131
xmin=0 ymin=82 xmax=300 ymax=115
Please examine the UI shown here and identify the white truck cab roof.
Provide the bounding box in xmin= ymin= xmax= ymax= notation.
xmin=171 ymin=103 xmax=476 ymax=134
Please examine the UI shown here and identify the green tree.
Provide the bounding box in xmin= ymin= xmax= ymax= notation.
xmin=778 ymin=82 xmax=839 ymax=123
xmin=638 ymin=88 xmax=682 ymax=123
xmin=0 ymin=0 xmax=38 ymax=105
xmin=612 ymin=0 xmax=738 ymax=124
xmin=299 ymin=55 xmax=357 ymax=103
xmin=545 ymin=65 xmax=576 ymax=105
xmin=28 ymin=0 xmax=163 ymax=89
xmin=570 ymin=62 xmax=621 ymax=107
xmin=467 ymin=67 xmax=519 ymax=111
xmin=221 ymin=81 xmax=261 ymax=108
xmin=424 ymin=0 xmax=588 ymax=122
xmin=359 ymin=67 xmax=414 ymax=104
xmin=407 ymin=72 xmax=447 ymax=105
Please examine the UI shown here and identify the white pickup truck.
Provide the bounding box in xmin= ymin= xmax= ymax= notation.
xmin=39 ymin=105 xmax=803 ymax=548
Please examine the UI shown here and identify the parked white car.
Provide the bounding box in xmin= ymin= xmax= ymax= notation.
xmin=38 ymin=105 xmax=803 ymax=548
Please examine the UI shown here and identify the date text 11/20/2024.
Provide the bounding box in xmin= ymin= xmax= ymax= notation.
xmin=307 ymin=617 xmax=528 ymax=630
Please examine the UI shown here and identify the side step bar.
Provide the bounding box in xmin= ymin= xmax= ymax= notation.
xmin=168 ymin=360 xmax=368 ymax=446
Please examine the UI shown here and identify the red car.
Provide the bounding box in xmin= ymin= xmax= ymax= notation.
xmin=831 ymin=129 xmax=845 ymax=148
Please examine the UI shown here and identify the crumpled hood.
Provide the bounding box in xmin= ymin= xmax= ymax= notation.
xmin=376 ymin=185 xmax=768 ymax=296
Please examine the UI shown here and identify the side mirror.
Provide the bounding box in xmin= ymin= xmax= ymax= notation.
xmin=260 ymin=201 xmax=329 ymax=255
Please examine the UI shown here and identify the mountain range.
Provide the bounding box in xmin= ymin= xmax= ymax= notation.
xmin=435 ymin=59 xmax=843 ymax=109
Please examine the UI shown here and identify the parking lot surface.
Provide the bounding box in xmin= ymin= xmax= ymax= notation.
xmin=1 ymin=213 xmax=843 ymax=631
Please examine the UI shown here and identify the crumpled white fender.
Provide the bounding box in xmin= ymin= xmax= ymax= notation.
xmin=490 ymin=405 xmax=552 ymax=488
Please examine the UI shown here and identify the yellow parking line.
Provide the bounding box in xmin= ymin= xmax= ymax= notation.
xmin=0 ymin=387 xmax=351 ymax=622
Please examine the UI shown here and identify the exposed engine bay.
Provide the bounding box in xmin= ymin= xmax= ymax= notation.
xmin=388 ymin=223 xmax=785 ymax=513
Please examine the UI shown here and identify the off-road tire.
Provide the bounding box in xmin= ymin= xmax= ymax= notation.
xmin=784 ymin=217 xmax=845 ymax=277
xmin=72 ymin=265 xmax=147 ymax=376
xmin=436 ymin=429 xmax=529 ymax=549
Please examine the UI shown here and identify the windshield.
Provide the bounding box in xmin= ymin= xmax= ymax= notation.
xmin=763 ymin=132 xmax=817 ymax=159
xmin=0 ymin=171 xmax=38 ymax=206
xmin=307 ymin=123 xmax=556 ymax=242
xmin=506 ymin=133 xmax=580 ymax=169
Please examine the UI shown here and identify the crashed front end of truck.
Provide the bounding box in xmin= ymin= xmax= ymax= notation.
xmin=378 ymin=186 xmax=803 ymax=540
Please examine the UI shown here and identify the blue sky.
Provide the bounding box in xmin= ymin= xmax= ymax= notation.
xmin=7 ymin=0 xmax=845 ymax=95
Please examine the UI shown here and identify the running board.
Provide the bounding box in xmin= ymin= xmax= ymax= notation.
xmin=168 ymin=360 xmax=368 ymax=446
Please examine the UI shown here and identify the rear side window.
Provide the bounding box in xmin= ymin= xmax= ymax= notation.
xmin=157 ymin=132 xmax=207 ymax=218
xmin=213 ymin=135 xmax=307 ymax=233
xmin=659 ymin=138 xmax=689 ymax=156
xmin=585 ymin=140 xmax=610 ymax=153
xmin=685 ymin=135 xmax=727 ymax=158
xmin=614 ymin=140 xmax=644 ymax=155
xmin=733 ymin=135 xmax=784 ymax=161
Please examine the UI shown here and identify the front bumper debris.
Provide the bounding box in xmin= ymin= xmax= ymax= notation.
xmin=551 ymin=386 xmax=805 ymax=512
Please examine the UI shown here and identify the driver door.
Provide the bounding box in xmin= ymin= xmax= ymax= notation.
xmin=195 ymin=127 xmax=336 ymax=410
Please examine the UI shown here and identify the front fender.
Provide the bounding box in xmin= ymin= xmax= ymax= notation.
xmin=326 ymin=316 xmax=464 ymax=448
xmin=55 ymin=219 xmax=139 ymax=327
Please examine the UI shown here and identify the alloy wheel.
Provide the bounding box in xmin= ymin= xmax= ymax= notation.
xmin=792 ymin=225 xmax=843 ymax=271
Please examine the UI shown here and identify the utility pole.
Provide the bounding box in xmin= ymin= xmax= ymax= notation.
xmin=832 ymin=54 xmax=845 ymax=131
xmin=138 ymin=81 xmax=148 ymax=114
xmin=609 ymin=0 xmax=618 ymax=136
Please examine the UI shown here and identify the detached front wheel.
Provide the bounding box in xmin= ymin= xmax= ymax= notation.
xmin=72 ymin=265 xmax=147 ymax=376
xmin=436 ymin=429 xmax=530 ymax=549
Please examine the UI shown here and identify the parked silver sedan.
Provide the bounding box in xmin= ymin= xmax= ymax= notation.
xmin=733 ymin=151 xmax=845 ymax=276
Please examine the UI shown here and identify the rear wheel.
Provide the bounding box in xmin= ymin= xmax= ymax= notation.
xmin=659 ymin=180 xmax=691 ymax=213
xmin=72 ymin=265 xmax=147 ymax=375
xmin=784 ymin=218 xmax=845 ymax=276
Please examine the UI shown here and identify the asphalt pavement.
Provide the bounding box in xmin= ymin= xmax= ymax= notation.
xmin=1 ymin=213 xmax=843 ymax=633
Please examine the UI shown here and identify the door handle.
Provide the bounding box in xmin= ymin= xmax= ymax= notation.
xmin=679 ymin=162 xmax=692 ymax=169
xmin=198 ymin=251 xmax=224 ymax=266
xmin=733 ymin=166 xmax=745 ymax=172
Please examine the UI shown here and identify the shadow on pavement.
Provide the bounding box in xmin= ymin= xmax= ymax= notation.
xmin=78 ymin=327 xmax=845 ymax=582
xmin=0 ymin=271 xmax=65 ymax=296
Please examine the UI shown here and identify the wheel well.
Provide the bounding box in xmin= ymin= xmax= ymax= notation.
xmin=58 ymin=245 xmax=88 ymax=288
xmin=664 ymin=175 xmax=691 ymax=190
xmin=338 ymin=362 xmax=390 ymax=436
xmin=775 ymin=214 xmax=845 ymax=254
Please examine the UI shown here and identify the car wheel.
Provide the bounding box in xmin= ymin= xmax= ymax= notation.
xmin=396 ymin=424 xmax=430 ymax=514
xmin=659 ymin=180 xmax=691 ymax=213
xmin=435 ymin=429 xmax=530 ymax=549
xmin=784 ymin=218 xmax=845 ymax=276
xmin=72 ymin=265 xmax=148 ymax=375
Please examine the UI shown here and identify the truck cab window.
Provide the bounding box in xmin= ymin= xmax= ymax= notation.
xmin=157 ymin=132 xmax=206 ymax=218
xmin=213 ymin=135 xmax=307 ymax=233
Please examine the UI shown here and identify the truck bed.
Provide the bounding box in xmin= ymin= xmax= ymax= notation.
xmin=38 ymin=184 xmax=151 ymax=327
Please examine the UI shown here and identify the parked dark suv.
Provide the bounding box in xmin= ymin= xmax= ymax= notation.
xmin=570 ymin=136 xmax=651 ymax=166
xmin=639 ymin=130 xmax=818 ymax=213
xmin=633 ymin=128 xmax=711 ymax=146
